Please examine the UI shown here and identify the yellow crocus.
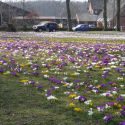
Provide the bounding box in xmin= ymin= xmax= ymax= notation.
xmin=74 ymin=107 xmax=82 ymax=112
xmin=69 ymin=103 xmax=75 ymax=108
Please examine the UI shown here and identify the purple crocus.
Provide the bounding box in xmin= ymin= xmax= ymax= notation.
xmin=102 ymin=70 xmax=109 ymax=79
xmin=116 ymin=96 xmax=124 ymax=102
xmin=122 ymin=106 xmax=125 ymax=110
xmin=46 ymin=89 xmax=52 ymax=97
xmin=97 ymin=105 xmax=105 ymax=112
xmin=101 ymin=83 xmax=107 ymax=88
xmin=107 ymin=102 xmax=115 ymax=107
xmin=121 ymin=111 xmax=125 ymax=116
xmin=32 ymin=72 xmax=39 ymax=76
xmin=37 ymin=85 xmax=42 ymax=89
xmin=107 ymin=81 xmax=113 ymax=85
xmin=74 ymin=79 xmax=80 ymax=83
xmin=102 ymin=55 xmax=111 ymax=65
xmin=79 ymin=96 xmax=87 ymax=102
xmin=11 ymin=71 xmax=18 ymax=76
xmin=119 ymin=121 xmax=125 ymax=125
xmin=115 ymin=68 xmax=122 ymax=73
xmin=103 ymin=115 xmax=112 ymax=123
xmin=49 ymin=77 xmax=61 ymax=84
xmin=0 ymin=68 xmax=4 ymax=73
xmin=29 ymin=80 xmax=35 ymax=85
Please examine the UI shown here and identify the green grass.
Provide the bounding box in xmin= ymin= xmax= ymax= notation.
xmin=45 ymin=37 xmax=125 ymax=44
xmin=0 ymin=75 xmax=107 ymax=125
xmin=0 ymin=37 xmax=125 ymax=125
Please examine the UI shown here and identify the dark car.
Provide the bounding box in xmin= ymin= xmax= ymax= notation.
xmin=72 ymin=24 xmax=90 ymax=31
xmin=89 ymin=24 xmax=96 ymax=29
xmin=33 ymin=21 xmax=58 ymax=32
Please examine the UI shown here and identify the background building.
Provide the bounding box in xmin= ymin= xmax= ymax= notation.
xmin=88 ymin=0 xmax=125 ymax=31
xmin=0 ymin=1 xmax=30 ymax=28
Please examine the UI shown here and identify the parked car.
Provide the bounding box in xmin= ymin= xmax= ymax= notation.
xmin=89 ymin=24 xmax=96 ymax=28
xmin=72 ymin=24 xmax=90 ymax=31
xmin=33 ymin=21 xmax=58 ymax=32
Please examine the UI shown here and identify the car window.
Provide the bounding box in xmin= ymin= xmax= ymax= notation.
xmin=39 ymin=22 xmax=46 ymax=25
xmin=83 ymin=25 xmax=88 ymax=27
xmin=81 ymin=25 xmax=85 ymax=28
xmin=49 ymin=24 xmax=54 ymax=27
xmin=76 ymin=25 xmax=81 ymax=28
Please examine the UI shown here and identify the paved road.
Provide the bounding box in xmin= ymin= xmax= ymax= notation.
xmin=0 ymin=31 xmax=125 ymax=40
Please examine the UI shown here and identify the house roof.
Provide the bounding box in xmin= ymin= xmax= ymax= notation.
xmin=13 ymin=13 xmax=97 ymax=22
xmin=78 ymin=13 xmax=98 ymax=22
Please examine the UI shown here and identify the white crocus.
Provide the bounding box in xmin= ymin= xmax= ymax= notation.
xmin=105 ymin=104 xmax=110 ymax=109
xmin=88 ymin=108 xmax=94 ymax=116
xmin=84 ymin=100 xmax=92 ymax=105
xmin=120 ymin=94 xmax=125 ymax=97
xmin=47 ymin=95 xmax=57 ymax=100
xmin=74 ymin=96 xmax=80 ymax=100
xmin=112 ymin=91 xmax=117 ymax=95
xmin=120 ymin=85 xmax=124 ymax=88
xmin=43 ymin=75 xmax=49 ymax=78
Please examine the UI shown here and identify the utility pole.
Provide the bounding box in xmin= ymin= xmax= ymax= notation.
xmin=66 ymin=0 xmax=72 ymax=31
xmin=103 ymin=0 xmax=107 ymax=31
xmin=116 ymin=0 xmax=121 ymax=31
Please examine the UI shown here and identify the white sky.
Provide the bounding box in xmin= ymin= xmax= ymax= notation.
xmin=1 ymin=0 xmax=88 ymax=2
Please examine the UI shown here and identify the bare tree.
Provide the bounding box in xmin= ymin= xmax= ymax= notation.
xmin=0 ymin=3 xmax=3 ymax=25
xmin=66 ymin=0 xmax=72 ymax=31
xmin=116 ymin=0 xmax=121 ymax=31
xmin=103 ymin=0 xmax=107 ymax=30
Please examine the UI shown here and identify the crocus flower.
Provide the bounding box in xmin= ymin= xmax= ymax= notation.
xmin=0 ymin=68 xmax=4 ymax=73
xmin=119 ymin=121 xmax=125 ymax=125
xmin=116 ymin=96 xmax=124 ymax=102
xmin=88 ymin=108 xmax=94 ymax=116
xmin=69 ymin=102 xmax=75 ymax=108
xmin=78 ymin=96 xmax=87 ymax=102
xmin=36 ymin=85 xmax=42 ymax=89
xmin=122 ymin=106 xmax=125 ymax=110
xmin=84 ymin=100 xmax=92 ymax=105
xmin=97 ymin=106 xmax=105 ymax=112
xmin=47 ymin=95 xmax=57 ymax=100
xmin=69 ymin=94 xmax=77 ymax=98
xmin=103 ymin=115 xmax=112 ymax=123
xmin=121 ymin=111 xmax=125 ymax=116
xmin=74 ymin=107 xmax=82 ymax=112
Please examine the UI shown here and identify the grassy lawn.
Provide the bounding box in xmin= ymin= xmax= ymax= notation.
xmin=0 ymin=36 xmax=125 ymax=125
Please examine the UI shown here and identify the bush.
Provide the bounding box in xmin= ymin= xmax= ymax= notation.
xmin=89 ymin=28 xmax=103 ymax=31
xmin=0 ymin=24 xmax=8 ymax=31
xmin=58 ymin=28 xmax=67 ymax=31
xmin=89 ymin=28 xmax=116 ymax=31
xmin=8 ymin=23 xmax=16 ymax=32
xmin=23 ymin=25 xmax=28 ymax=31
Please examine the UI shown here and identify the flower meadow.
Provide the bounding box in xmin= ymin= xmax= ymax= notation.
xmin=0 ymin=36 xmax=125 ymax=125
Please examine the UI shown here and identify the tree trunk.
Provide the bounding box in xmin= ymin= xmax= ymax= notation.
xmin=103 ymin=0 xmax=107 ymax=31
xmin=66 ymin=0 xmax=72 ymax=31
xmin=116 ymin=0 xmax=121 ymax=31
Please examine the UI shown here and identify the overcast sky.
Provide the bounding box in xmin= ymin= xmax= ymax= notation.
xmin=1 ymin=0 xmax=88 ymax=2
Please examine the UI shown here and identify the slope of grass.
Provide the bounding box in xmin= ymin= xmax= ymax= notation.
xmin=0 ymin=36 xmax=125 ymax=125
